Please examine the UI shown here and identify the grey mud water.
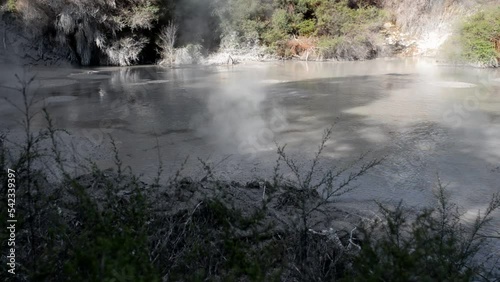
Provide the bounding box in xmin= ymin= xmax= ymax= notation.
xmin=1 ymin=58 xmax=499 ymax=251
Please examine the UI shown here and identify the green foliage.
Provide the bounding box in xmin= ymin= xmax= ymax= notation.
xmin=166 ymin=198 xmax=283 ymax=281
xmin=214 ymin=0 xmax=387 ymax=60
xmin=271 ymin=9 xmax=290 ymax=31
xmin=213 ymin=0 xmax=272 ymax=46
xmin=262 ymin=9 xmax=290 ymax=50
xmin=295 ymin=19 xmax=316 ymax=36
xmin=315 ymin=0 xmax=386 ymax=37
xmin=441 ymin=7 xmax=500 ymax=67
xmin=262 ymin=31 xmax=286 ymax=47
xmin=347 ymin=182 xmax=500 ymax=281
xmin=61 ymin=176 xmax=159 ymax=281
xmin=0 ymin=78 xmax=160 ymax=281
xmin=10 ymin=0 xmax=390 ymax=63
xmin=7 ymin=0 xmax=16 ymax=12
xmin=240 ymin=19 xmax=267 ymax=44
xmin=308 ymin=0 xmax=386 ymax=60
xmin=317 ymin=36 xmax=343 ymax=58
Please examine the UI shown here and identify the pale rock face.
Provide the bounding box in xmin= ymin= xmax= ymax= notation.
xmin=381 ymin=21 xmax=417 ymax=56
xmin=383 ymin=22 xmax=394 ymax=29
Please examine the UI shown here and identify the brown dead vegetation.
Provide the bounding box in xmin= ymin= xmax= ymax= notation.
xmin=286 ymin=36 xmax=318 ymax=60
xmin=494 ymin=37 xmax=500 ymax=59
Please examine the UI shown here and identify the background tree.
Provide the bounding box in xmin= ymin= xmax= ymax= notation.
xmin=158 ymin=21 xmax=178 ymax=65
xmin=12 ymin=0 xmax=160 ymax=65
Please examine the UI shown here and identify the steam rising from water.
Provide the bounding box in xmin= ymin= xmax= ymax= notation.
xmin=192 ymin=72 xmax=287 ymax=157
xmin=201 ymin=77 xmax=267 ymax=144
xmin=416 ymin=30 xmax=452 ymax=54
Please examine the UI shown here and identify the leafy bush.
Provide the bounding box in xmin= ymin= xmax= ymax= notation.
xmin=9 ymin=0 xmax=160 ymax=66
xmin=314 ymin=0 xmax=386 ymax=60
xmin=317 ymin=34 xmax=380 ymax=61
xmin=157 ymin=21 xmax=178 ymax=65
xmin=317 ymin=36 xmax=343 ymax=58
xmin=174 ymin=44 xmax=203 ymax=64
xmin=105 ymin=37 xmax=149 ymax=66
xmin=7 ymin=0 xmax=16 ymax=12
xmin=213 ymin=0 xmax=388 ymax=60
xmin=60 ymin=175 xmax=159 ymax=282
xmin=4 ymin=0 xmax=393 ymax=63
xmin=441 ymin=7 xmax=500 ymax=67
xmin=262 ymin=30 xmax=289 ymax=56
xmin=295 ymin=19 xmax=316 ymax=36
xmin=0 ymin=77 xmax=160 ymax=281
xmin=347 ymin=180 xmax=500 ymax=281
xmin=262 ymin=9 xmax=294 ymax=55
xmin=213 ymin=0 xmax=272 ymax=48
xmin=315 ymin=0 xmax=387 ymax=37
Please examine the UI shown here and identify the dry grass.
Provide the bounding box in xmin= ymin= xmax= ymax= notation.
xmin=494 ymin=38 xmax=500 ymax=59
xmin=286 ymin=36 xmax=318 ymax=59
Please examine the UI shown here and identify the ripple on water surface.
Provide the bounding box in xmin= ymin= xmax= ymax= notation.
xmin=429 ymin=81 xmax=476 ymax=88
xmin=68 ymin=71 xmax=111 ymax=80
xmin=44 ymin=96 xmax=78 ymax=104
xmin=126 ymin=79 xmax=170 ymax=86
xmin=38 ymin=79 xmax=78 ymax=88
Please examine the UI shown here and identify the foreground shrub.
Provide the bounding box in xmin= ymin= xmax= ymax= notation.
xmin=347 ymin=179 xmax=500 ymax=281
xmin=441 ymin=7 xmax=500 ymax=67
xmin=0 ymin=77 xmax=159 ymax=281
xmin=7 ymin=0 xmax=16 ymax=12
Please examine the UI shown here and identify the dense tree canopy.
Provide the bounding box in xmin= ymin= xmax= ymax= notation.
xmin=2 ymin=0 xmax=391 ymax=65
xmin=2 ymin=0 xmax=498 ymax=66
